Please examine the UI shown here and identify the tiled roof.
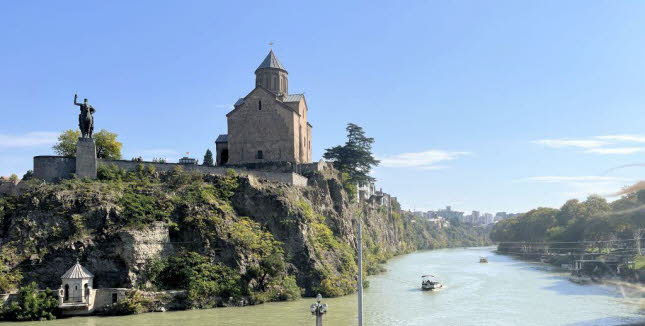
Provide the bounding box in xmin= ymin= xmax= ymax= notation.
xmin=215 ymin=134 xmax=228 ymax=143
xmin=61 ymin=262 xmax=94 ymax=279
xmin=256 ymin=50 xmax=286 ymax=71
xmin=284 ymin=94 xmax=304 ymax=102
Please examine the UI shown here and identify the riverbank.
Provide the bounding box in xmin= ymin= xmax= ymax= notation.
xmin=494 ymin=245 xmax=645 ymax=285
xmin=5 ymin=247 xmax=643 ymax=326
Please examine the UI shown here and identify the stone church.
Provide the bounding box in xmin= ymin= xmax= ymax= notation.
xmin=215 ymin=50 xmax=312 ymax=165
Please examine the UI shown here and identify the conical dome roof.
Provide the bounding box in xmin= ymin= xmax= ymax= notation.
xmin=61 ymin=262 xmax=94 ymax=279
xmin=256 ymin=50 xmax=286 ymax=71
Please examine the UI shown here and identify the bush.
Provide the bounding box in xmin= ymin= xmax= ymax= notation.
xmin=250 ymin=275 xmax=301 ymax=304
xmin=97 ymin=164 xmax=128 ymax=181
xmin=144 ymin=252 xmax=242 ymax=309
xmin=104 ymin=290 xmax=152 ymax=315
xmin=0 ymin=282 xmax=58 ymax=321
xmin=119 ymin=184 xmax=173 ymax=228
xmin=0 ymin=262 xmax=21 ymax=293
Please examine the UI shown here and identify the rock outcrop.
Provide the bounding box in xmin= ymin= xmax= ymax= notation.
xmin=0 ymin=169 xmax=489 ymax=298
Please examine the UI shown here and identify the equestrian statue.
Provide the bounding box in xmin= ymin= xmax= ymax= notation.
xmin=73 ymin=93 xmax=95 ymax=138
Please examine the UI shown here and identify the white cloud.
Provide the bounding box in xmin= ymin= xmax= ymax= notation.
xmin=519 ymin=176 xmax=628 ymax=183
xmin=379 ymin=150 xmax=470 ymax=169
xmin=595 ymin=135 xmax=645 ymax=143
xmin=0 ymin=132 xmax=58 ymax=148
xmin=534 ymin=134 xmax=645 ymax=155
xmin=585 ymin=147 xmax=645 ymax=155
xmin=533 ymin=139 xmax=607 ymax=149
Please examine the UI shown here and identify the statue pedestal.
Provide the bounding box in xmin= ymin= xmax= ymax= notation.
xmin=75 ymin=138 xmax=97 ymax=179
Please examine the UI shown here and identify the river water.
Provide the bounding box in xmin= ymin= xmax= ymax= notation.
xmin=16 ymin=247 xmax=645 ymax=326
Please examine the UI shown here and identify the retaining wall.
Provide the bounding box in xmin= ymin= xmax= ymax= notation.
xmin=101 ymin=160 xmax=308 ymax=186
xmin=33 ymin=156 xmax=308 ymax=187
xmin=33 ymin=156 xmax=75 ymax=182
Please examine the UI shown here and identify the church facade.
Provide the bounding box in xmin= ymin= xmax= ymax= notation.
xmin=216 ymin=50 xmax=312 ymax=165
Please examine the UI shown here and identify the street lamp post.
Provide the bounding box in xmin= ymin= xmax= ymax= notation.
xmin=310 ymin=293 xmax=328 ymax=326
xmin=357 ymin=214 xmax=363 ymax=326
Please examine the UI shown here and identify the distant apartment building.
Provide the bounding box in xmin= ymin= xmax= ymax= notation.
xmin=435 ymin=206 xmax=464 ymax=221
xmin=482 ymin=213 xmax=494 ymax=224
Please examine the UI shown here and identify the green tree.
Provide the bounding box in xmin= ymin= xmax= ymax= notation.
xmin=323 ymin=123 xmax=380 ymax=185
xmin=52 ymin=130 xmax=79 ymax=157
xmin=203 ymin=149 xmax=214 ymax=166
xmin=1 ymin=282 xmax=59 ymax=321
xmin=21 ymin=170 xmax=33 ymax=181
xmin=52 ymin=129 xmax=122 ymax=160
xmin=94 ymin=130 xmax=123 ymax=160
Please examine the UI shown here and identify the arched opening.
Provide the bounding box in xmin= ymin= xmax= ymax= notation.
xmin=258 ymin=100 xmax=262 ymax=110
xmin=64 ymin=284 xmax=69 ymax=302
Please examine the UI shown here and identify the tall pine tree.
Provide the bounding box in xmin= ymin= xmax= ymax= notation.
xmin=323 ymin=123 xmax=379 ymax=185
xmin=203 ymin=149 xmax=214 ymax=166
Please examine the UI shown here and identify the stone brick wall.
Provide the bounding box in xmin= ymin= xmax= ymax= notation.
xmin=101 ymin=160 xmax=308 ymax=186
xmin=33 ymin=156 xmax=75 ymax=182
xmin=33 ymin=155 xmax=309 ymax=187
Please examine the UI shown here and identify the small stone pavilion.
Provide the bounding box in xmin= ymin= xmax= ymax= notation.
xmin=56 ymin=261 xmax=130 ymax=315
xmin=58 ymin=262 xmax=94 ymax=308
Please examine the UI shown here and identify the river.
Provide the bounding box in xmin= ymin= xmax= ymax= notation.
xmin=15 ymin=247 xmax=645 ymax=326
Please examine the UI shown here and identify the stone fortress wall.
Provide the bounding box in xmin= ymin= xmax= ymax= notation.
xmin=33 ymin=156 xmax=76 ymax=182
xmin=32 ymin=155 xmax=321 ymax=187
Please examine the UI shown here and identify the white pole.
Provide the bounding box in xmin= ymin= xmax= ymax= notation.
xmin=357 ymin=214 xmax=363 ymax=326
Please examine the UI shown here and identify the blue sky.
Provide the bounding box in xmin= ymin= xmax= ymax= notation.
xmin=1 ymin=1 xmax=645 ymax=214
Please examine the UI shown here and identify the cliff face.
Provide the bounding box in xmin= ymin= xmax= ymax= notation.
xmin=0 ymin=168 xmax=489 ymax=299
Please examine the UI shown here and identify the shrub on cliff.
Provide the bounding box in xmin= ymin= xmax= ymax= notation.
xmin=0 ymin=282 xmax=59 ymax=321
xmin=103 ymin=290 xmax=152 ymax=315
xmin=119 ymin=184 xmax=173 ymax=228
xmin=144 ymin=252 xmax=242 ymax=308
xmin=0 ymin=262 xmax=22 ymax=293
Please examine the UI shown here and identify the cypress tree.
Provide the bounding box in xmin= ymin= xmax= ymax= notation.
xmin=203 ymin=149 xmax=214 ymax=166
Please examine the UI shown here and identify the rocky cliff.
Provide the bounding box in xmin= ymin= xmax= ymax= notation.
xmin=0 ymin=165 xmax=489 ymax=304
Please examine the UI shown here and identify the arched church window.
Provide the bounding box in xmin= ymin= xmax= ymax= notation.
xmin=258 ymin=100 xmax=262 ymax=110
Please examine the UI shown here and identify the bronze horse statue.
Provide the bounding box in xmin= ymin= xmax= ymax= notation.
xmin=73 ymin=94 xmax=95 ymax=138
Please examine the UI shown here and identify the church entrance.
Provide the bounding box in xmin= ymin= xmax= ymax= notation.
xmin=64 ymin=284 xmax=69 ymax=302
xmin=220 ymin=149 xmax=229 ymax=165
